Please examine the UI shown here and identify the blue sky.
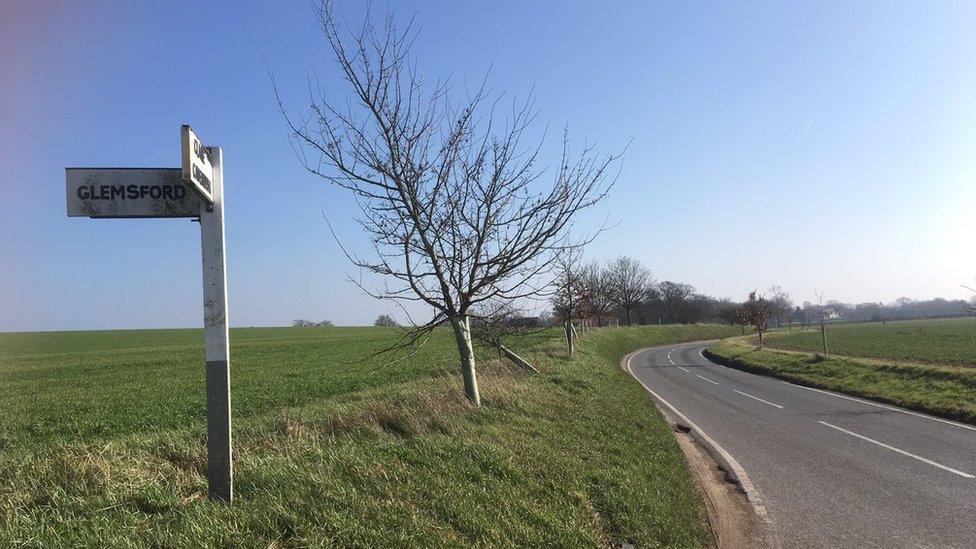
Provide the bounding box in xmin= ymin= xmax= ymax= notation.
xmin=2 ymin=1 xmax=976 ymax=331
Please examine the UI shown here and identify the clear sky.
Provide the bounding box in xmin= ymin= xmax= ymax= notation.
xmin=2 ymin=1 xmax=976 ymax=332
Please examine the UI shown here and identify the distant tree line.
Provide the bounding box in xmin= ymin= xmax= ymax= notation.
xmin=792 ymin=296 xmax=974 ymax=325
xmin=295 ymin=282 xmax=972 ymax=332
xmin=550 ymin=257 xmax=976 ymax=330
xmin=292 ymin=319 xmax=334 ymax=327
xmin=551 ymin=255 xmax=749 ymax=327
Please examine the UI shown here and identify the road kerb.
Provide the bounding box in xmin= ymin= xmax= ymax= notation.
xmin=622 ymin=345 xmax=780 ymax=549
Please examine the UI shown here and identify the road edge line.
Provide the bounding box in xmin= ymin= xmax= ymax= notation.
xmin=622 ymin=345 xmax=779 ymax=549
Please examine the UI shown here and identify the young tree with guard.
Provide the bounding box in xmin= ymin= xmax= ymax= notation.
xmin=767 ymin=285 xmax=793 ymax=328
xmin=552 ymin=250 xmax=588 ymax=354
xmin=741 ymin=290 xmax=773 ymax=348
xmin=275 ymin=2 xmax=619 ymax=405
xmin=815 ymin=288 xmax=828 ymax=356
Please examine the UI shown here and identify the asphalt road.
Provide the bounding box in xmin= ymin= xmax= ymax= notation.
xmin=628 ymin=342 xmax=976 ymax=549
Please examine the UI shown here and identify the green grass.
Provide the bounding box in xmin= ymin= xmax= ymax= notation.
xmin=0 ymin=327 xmax=537 ymax=448
xmin=0 ymin=324 xmax=740 ymax=547
xmin=706 ymin=337 xmax=976 ymax=424
xmin=766 ymin=317 xmax=976 ymax=365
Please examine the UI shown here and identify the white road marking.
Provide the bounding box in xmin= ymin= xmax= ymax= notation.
xmin=624 ymin=350 xmax=774 ymax=525
xmin=782 ymin=381 xmax=976 ymax=432
xmin=666 ymin=348 xmax=692 ymax=372
xmin=818 ymin=421 xmax=974 ymax=479
xmin=696 ymin=374 xmax=719 ymax=385
xmin=733 ymin=389 xmax=784 ymax=409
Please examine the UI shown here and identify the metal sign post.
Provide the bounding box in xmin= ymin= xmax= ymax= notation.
xmin=66 ymin=125 xmax=233 ymax=503
xmin=199 ymin=145 xmax=233 ymax=502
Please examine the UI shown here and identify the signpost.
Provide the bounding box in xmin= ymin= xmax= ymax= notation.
xmin=199 ymin=144 xmax=233 ymax=503
xmin=66 ymin=125 xmax=233 ymax=503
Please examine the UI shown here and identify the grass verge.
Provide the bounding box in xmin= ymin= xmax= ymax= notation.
xmin=1 ymin=325 xmax=738 ymax=547
xmin=706 ymin=337 xmax=976 ymax=424
xmin=764 ymin=318 xmax=976 ymax=366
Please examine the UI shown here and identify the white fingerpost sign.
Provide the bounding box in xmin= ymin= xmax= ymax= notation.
xmin=66 ymin=168 xmax=202 ymax=218
xmin=182 ymin=124 xmax=216 ymax=205
xmin=66 ymin=125 xmax=234 ymax=503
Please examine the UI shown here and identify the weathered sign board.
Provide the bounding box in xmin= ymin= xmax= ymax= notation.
xmin=182 ymin=125 xmax=215 ymax=205
xmin=66 ymin=168 xmax=202 ymax=218
xmin=66 ymin=126 xmax=233 ymax=503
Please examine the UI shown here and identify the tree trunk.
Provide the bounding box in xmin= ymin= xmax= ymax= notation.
xmin=450 ymin=315 xmax=480 ymax=405
xmin=758 ymin=329 xmax=764 ymax=349
xmin=564 ymin=320 xmax=575 ymax=354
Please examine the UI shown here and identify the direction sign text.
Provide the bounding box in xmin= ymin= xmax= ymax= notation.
xmin=182 ymin=125 xmax=215 ymax=204
xmin=66 ymin=168 xmax=202 ymax=218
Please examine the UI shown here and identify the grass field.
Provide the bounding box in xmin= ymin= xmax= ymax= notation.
xmin=0 ymin=324 xmax=740 ymax=547
xmin=707 ymin=319 xmax=976 ymax=424
xmin=767 ymin=317 xmax=976 ymax=365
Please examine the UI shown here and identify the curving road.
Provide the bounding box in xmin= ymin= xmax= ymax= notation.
xmin=628 ymin=341 xmax=976 ymax=548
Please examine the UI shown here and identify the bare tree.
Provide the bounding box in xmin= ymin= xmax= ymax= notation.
xmin=374 ymin=314 xmax=398 ymax=327
xmin=740 ymin=290 xmax=772 ymax=348
xmin=552 ymin=250 xmax=587 ymax=354
xmin=607 ymin=256 xmax=652 ymax=325
xmin=275 ymin=3 xmax=619 ymax=405
xmin=768 ymin=285 xmax=792 ymax=328
xmin=658 ymin=280 xmax=694 ymax=324
xmin=960 ymin=280 xmax=976 ymax=317
xmin=580 ymin=261 xmax=615 ymax=327
xmin=815 ymin=288 xmax=828 ymax=356
xmin=715 ymin=299 xmax=741 ymax=327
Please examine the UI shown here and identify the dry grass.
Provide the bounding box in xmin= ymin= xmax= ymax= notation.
xmin=0 ymin=325 xmax=741 ymax=546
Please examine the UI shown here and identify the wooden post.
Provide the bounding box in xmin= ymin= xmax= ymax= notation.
xmin=200 ymin=146 xmax=233 ymax=502
xmin=821 ymin=321 xmax=828 ymax=357
xmin=500 ymin=345 xmax=539 ymax=373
